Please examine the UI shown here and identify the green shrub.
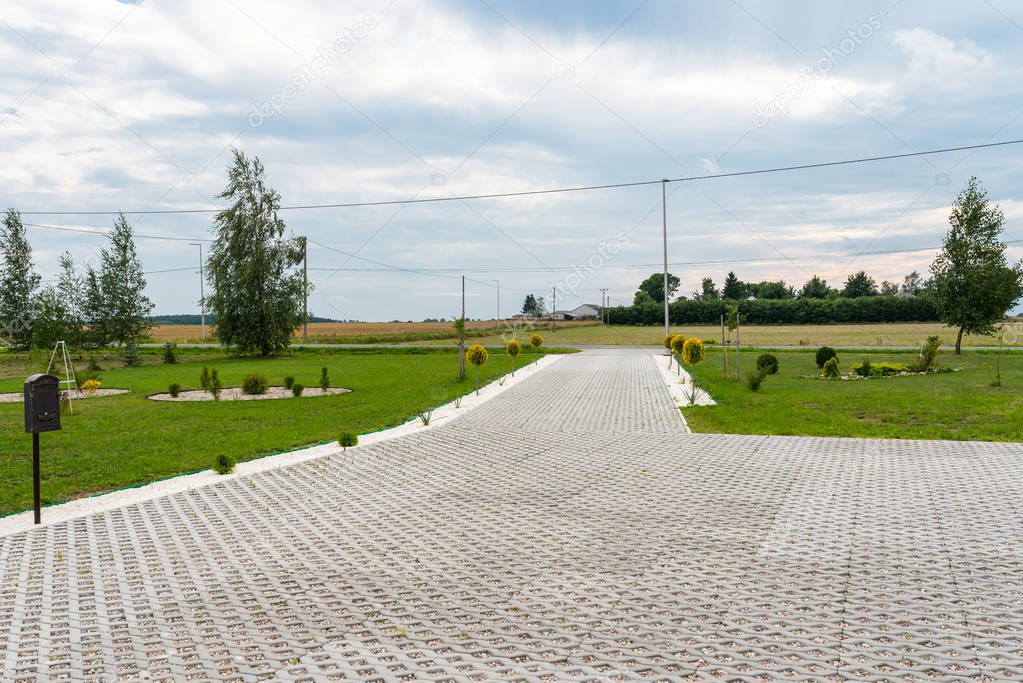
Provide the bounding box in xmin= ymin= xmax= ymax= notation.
xmin=319 ymin=367 xmax=330 ymax=391
xmin=214 ymin=454 xmax=235 ymax=475
xmin=284 ymin=376 xmax=295 ymax=389
xmin=199 ymin=366 xmax=211 ymax=391
xmin=241 ymin=373 xmax=269 ymax=395
xmin=168 ymin=383 xmax=181 ymax=397
xmin=747 ymin=369 xmax=767 ymax=391
xmin=912 ymin=335 xmax=942 ymax=372
xmin=291 ymin=383 xmax=304 ymax=397
xmin=816 ymin=346 xmax=837 ymax=368
xmin=756 ymin=353 xmax=779 ymax=375
xmin=851 ymin=361 xmax=911 ymax=376
xmin=338 ymin=432 xmax=358 ymax=450
xmin=87 ymin=355 xmax=102 ymax=372
xmin=822 ymin=357 xmax=840 ymax=378
xmin=162 ymin=342 xmax=177 ymax=364
xmin=210 ymin=370 xmax=222 ymax=400
xmin=122 ymin=341 xmax=142 ymax=367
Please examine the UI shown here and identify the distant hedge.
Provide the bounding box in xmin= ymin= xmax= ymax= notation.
xmin=606 ymin=295 xmax=938 ymax=325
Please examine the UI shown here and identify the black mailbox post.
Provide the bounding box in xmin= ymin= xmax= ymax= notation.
xmin=24 ymin=374 xmax=61 ymax=524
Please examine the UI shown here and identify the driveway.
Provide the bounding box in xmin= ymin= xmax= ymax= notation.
xmin=2 ymin=349 xmax=1021 ymax=680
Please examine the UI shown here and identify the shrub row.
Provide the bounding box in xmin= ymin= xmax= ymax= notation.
xmin=607 ymin=295 xmax=938 ymax=325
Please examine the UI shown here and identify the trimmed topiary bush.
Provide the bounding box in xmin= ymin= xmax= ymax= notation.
xmin=338 ymin=432 xmax=358 ymax=450
xmin=529 ymin=333 xmax=543 ymax=352
xmin=214 ymin=454 xmax=235 ymax=475
xmin=507 ymin=338 xmax=521 ymax=374
xmin=241 ymin=373 xmax=269 ymax=395
xmin=291 ymin=383 xmax=304 ymax=397
xmin=816 ymin=346 xmax=837 ymax=369
xmin=466 ymin=343 xmax=489 ymax=393
xmin=822 ymin=357 xmax=840 ymax=378
xmin=756 ymin=353 xmax=779 ymax=375
xmin=168 ymin=383 xmax=181 ymax=398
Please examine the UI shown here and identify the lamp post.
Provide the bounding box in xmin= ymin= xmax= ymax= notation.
xmin=493 ymin=279 xmax=500 ymax=320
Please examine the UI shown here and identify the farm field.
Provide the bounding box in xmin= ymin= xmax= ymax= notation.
xmin=408 ymin=321 xmax=1019 ymax=348
xmin=147 ymin=320 xmax=600 ymax=344
xmin=682 ymin=349 xmax=1023 ymax=441
xmin=0 ymin=348 xmax=544 ymax=517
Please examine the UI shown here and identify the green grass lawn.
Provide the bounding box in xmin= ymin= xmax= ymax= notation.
xmin=0 ymin=348 xmax=544 ymax=517
xmin=682 ymin=349 xmax=1023 ymax=441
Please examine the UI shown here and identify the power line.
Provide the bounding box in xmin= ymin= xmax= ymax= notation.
xmin=24 ymin=222 xmax=210 ymax=242
xmin=16 ymin=138 xmax=1023 ymax=216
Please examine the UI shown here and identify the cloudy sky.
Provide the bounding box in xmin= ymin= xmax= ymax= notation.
xmin=2 ymin=0 xmax=1021 ymax=320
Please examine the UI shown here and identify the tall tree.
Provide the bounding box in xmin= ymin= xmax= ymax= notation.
xmin=636 ymin=272 xmax=679 ymax=304
xmin=931 ymin=177 xmax=1023 ymax=354
xmin=694 ymin=277 xmax=718 ymax=301
xmin=842 ymin=271 xmax=878 ymax=298
xmin=99 ymin=213 xmax=153 ymax=346
xmin=83 ymin=264 xmax=107 ymax=348
xmin=0 ymin=209 xmax=41 ymax=350
xmin=799 ymin=275 xmax=832 ymax=299
xmin=56 ymin=251 xmax=86 ymax=348
xmin=521 ymin=294 xmax=539 ymax=316
xmin=879 ymin=280 xmax=899 ymax=296
xmin=747 ymin=280 xmax=793 ymax=300
xmin=721 ymin=271 xmax=745 ymax=300
xmin=901 ymin=270 xmax=923 ymax=295
xmin=207 ymin=149 xmax=304 ymax=355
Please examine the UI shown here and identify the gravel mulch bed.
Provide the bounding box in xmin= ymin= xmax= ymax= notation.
xmin=0 ymin=388 xmax=130 ymax=403
xmin=148 ymin=387 xmax=351 ymax=402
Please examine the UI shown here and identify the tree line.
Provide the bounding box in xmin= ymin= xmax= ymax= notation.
xmin=0 ymin=149 xmax=307 ymax=357
xmin=617 ymin=177 xmax=1021 ymax=352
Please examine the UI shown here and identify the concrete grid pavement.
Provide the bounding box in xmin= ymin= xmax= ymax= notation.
xmin=1 ymin=349 xmax=1022 ymax=681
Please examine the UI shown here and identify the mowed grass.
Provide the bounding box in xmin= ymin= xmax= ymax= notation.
xmin=682 ymin=349 xmax=1023 ymax=441
xmin=446 ymin=322 xmax=1016 ymax=348
xmin=0 ymin=348 xmax=541 ymax=516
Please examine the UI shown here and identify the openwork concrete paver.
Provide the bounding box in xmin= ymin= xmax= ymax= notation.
xmin=2 ymin=349 xmax=1022 ymax=681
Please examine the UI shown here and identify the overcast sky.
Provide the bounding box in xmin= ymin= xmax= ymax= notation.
xmin=2 ymin=0 xmax=1021 ymax=320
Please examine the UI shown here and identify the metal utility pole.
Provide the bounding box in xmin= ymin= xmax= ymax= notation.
xmin=661 ymin=179 xmax=669 ymax=340
xmin=599 ymin=288 xmax=608 ymax=325
xmin=459 ymin=276 xmax=466 ymax=380
xmin=721 ymin=313 xmax=727 ymax=373
xmin=190 ymin=242 xmax=205 ymax=340
xmin=301 ymin=236 xmax=309 ymax=342
xmin=493 ymin=279 xmax=500 ymax=320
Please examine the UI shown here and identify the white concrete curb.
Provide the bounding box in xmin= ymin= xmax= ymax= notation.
xmin=653 ymin=353 xmax=716 ymax=408
xmin=0 ymin=353 xmax=566 ymax=538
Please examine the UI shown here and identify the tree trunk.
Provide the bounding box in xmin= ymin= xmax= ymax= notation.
xmin=955 ymin=326 xmax=964 ymax=355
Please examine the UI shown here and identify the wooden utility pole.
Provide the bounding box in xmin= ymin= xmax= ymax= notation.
xmin=458 ymin=276 xmax=466 ymax=380
xmin=551 ymin=287 xmax=556 ymax=331
xmin=721 ymin=314 xmax=726 ymax=373
xmin=302 ymin=236 xmax=308 ymax=342
xmin=735 ymin=311 xmax=741 ymax=380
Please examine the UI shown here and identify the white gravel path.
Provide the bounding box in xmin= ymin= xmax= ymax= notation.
xmin=147 ymin=386 xmax=351 ymax=401
xmin=0 ymin=388 xmax=129 ymax=403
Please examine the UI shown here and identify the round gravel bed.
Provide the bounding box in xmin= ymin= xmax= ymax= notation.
xmin=148 ymin=387 xmax=351 ymax=402
xmin=0 ymin=388 xmax=130 ymax=403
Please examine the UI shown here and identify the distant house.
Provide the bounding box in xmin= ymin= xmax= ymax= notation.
xmin=569 ymin=304 xmax=603 ymax=320
xmin=552 ymin=310 xmax=575 ymax=321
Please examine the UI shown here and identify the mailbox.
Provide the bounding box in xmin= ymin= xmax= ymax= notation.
xmin=24 ymin=374 xmax=61 ymax=434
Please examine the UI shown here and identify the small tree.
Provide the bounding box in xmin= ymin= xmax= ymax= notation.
xmin=670 ymin=334 xmax=686 ymax=375
xmin=162 ymin=342 xmax=177 ymax=364
xmin=506 ymin=338 xmax=521 ymax=375
xmin=930 ymin=177 xmax=1023 ymax=354
xmin=466 ymin=343 xmax=488 ymax=394
xmin=529 ymin=333 xmax=543 ymax=353
xmin=662 ymin=333 xmax=674 ymax=367
xmin=842 ymin=271 xmax=878 ymax=298
xmin=56 ymin=251 xmax=86 ymax=349
xmin=319 ymin=367 xmax=330 ymax=391
xmin=199 ymin=366 xmax=212 ymax=392
xmin=338 ymin=432 xmax=358 ymax=450
xmin=682 ymin=337 xmax=705 ymax=386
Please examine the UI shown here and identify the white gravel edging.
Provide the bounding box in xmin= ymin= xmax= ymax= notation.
xmin=0 ymin=353 xmax=566 ymax=538
xmin=653 ymin=352 xmax=716 ymax=409
xmin=148 ymin=387 xmax=351 ymax=401
xmin=0 ymin=388 xmax=130 ymax=403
